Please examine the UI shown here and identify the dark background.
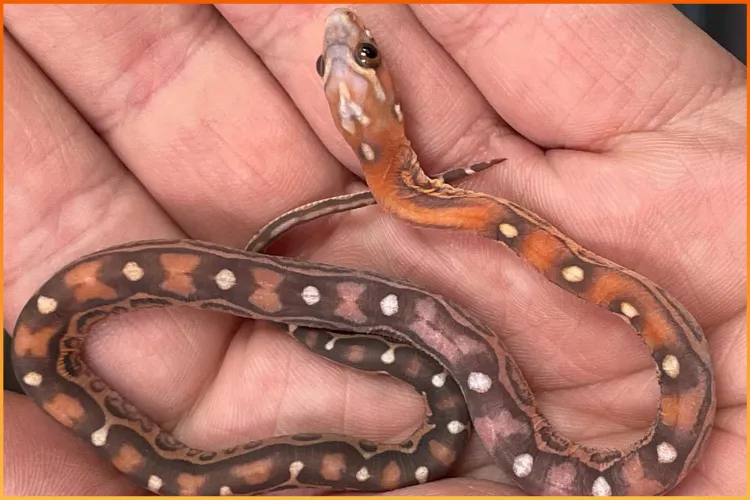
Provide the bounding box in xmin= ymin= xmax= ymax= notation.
xmin=676 ymin=3 xmax=746 ymax=63
xmin=3 ymin=4 xmax=746 ymax=394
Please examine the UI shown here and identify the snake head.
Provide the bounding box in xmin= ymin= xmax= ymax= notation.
xmin=317 ymin=8 xmax=407 ymax=166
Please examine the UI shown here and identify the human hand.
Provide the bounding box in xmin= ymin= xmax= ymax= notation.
xmin=4 ymin=4 xmax=744 ymax=496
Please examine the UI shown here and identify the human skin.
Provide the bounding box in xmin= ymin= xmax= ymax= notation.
xmin=3 ymin=3 xmax=745 ymax=496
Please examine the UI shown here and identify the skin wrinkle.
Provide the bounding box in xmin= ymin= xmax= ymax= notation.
xmin=85 ymin=309 xmax=213 ymax=430
xmin=173 ymin=116 xmax=269 ymax=236
xmin=3 ymin=40 xmax=134 ymax=233
xmin=661 ymin=56 xmax=742 ymax=129
xmin=171 ymin=318 xmax=241 ymax=437
xmin=709 ymin=314 xmax=746 ymax=406
xmin=713 ymin=406 xmax=745 ymax=434
xmin=414 ymin=4 xmax=744 ymax=146
xmin=95 ymin=6 xmax=223 ymax=132
xmin=541 ymin=39 xmax=640 ymax=139
xmin=240 ymin=4 xmax=332 ymax=56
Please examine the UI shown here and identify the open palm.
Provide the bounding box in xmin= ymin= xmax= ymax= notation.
xmin=4 ymin=4 xmax=744 ymax=496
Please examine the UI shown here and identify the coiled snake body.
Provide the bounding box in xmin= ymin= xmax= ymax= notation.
xmin=10 ymin=8 xmax=715 ymax=497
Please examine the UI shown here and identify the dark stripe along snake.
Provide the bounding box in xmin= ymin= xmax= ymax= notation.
xmin=10 ymin=7 xmax=715 ymax=497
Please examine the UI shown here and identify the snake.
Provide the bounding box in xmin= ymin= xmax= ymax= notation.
xmin=9 ymin=7 xmax=715 ymax=497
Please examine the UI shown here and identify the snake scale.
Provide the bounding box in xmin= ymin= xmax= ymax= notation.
xmin=10 ymin=7 xmax=715 ymax=497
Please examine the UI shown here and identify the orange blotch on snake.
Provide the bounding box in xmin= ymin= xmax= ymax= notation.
xmin=345 ymin=344 xmax=365 ymax=363
xmin=404 ymin=354 xmax=425 ymax=378
xmin=428 ymin=439 xmax=456 ymax=467
xmin=64 ymin=260 xmax=118 ymax=303
xmin=640 ymin=312 xmax=679 ymax=351
xmin=367 ymin=163 xmax=498 ymax=232
xmin=13 ymin=323 xmax=59 ymax=358
xmin=517 ymin=229 xmax=567 ymax=274
xmin=42 ymin=393 xmax=85 ymax=428
xmin=177 ymin=473 xmax=207 ymax=495
xmin=617 ymin=452 xmax=666 ymax=495
xmin=159 ymin=253 xmax=200 ymax=297
xmin=111 ymin=443 xmax=145 ymax=473
xmin=584 ymin=270 xmax=636 ymax=307
xmin=660 ymin=377 xmax=708 ymax=432
xmin=299 ymin=330 xmax=321 ymax=349
xmin=435 ymin=394 xmax=464 ymax=410
xmin=320 ymin=453 xmax=346 ymax=481
xmin=249 ymin=268 xmax=283 ymax=313
xmin=474 ymin=410 xmax=532 ymax=453
xmin=585 ymin=271 xmax=678 ymax=350
xmin=542 ymin=461 xmax=578 ymax=495
xmin=230 ymin=457 xmax=274 ymax=485
xmin=335 ymin=282 xmax=368 ymax=323
xmin=380 ymin=460 xmax=402 ymax=490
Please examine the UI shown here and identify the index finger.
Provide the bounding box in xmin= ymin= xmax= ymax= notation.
xmin=411 ymin=4 xmax=745 ymax=148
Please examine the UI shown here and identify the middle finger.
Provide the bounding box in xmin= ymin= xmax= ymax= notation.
xmin=219 ymin=3 xmax=537 ymax=178
xmin=4 ymin=3 xmax=353 ymax=246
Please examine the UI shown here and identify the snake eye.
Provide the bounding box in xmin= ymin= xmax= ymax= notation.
xmin=315 ymin=55 xmax=325 ymax=77
xmin=354 ymin=42 xmax=381 ymax=69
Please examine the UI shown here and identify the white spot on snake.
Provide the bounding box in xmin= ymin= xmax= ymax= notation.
xmin=147 ymin=475 xmax=163 ymax=493
xmin=360 ymin=143 xmax=375 ymax=161
xmin=499 ymin=223 xmax=518 ymax=239
xmin=380 ymin=347 xmax=395 ymax=364
xmin=365 ymin=28 xmax=372 ymax=38
xmin=447 ymin=421 xmax=467 ymax=434
xmin=373 ymin=79 xmax=386 ymax=103
xmin=91 ymin=425 xmax=109 ymax=447
xmin=288 ymin=324 xmax=298 ymax=333
xmin=662 ymin=355 xmax=680 ymax=378
xmin=620 ymin=301 xmax=639 ymax=318
xmin=657 ymin=442 xmax=678 ymax=463
xmin=356 ymin=466 xmax=370 ymax=482
xmin=289 ymin=460 xmax=304 ymax=479
xmin=512 ymin=453 xmax=533 ymax=477
xmin=37 ymin=295 xmax=57 ymax=314
xmin=561 ymin=265 xmax=585 ymax=283
xmin=393 ymin=103 xmax=403 ymax=122
xmin=122 ymin=261 xmax=144 ymax=281
xmin=338 ymin=82 xmax=370 ymax=135
xmin=592 ymin=476 xmax=612 ymax=496
xmin=214 ymin=269 xmax=237 ymax=290
xmin=415 ymin=466 xmax=429 ymax=483
xmin=302 ymin=285 xmax=321 ymax=305
xmin=380 ymin=294 xmax=399 ymax=316
xmin=325 ymin=338 xmax=337 ymax=351
xmin=431 ymin=372 xmax=447 ymax=387
xmin=341 ymin=118 xmax=355 ymax=135
xmin=22 ymin=372 xmax=42 ymax=387
xmin=219 ymin=485 xmax=233 ymax=495
xmin=468 ymin=372 xmax=492 ymax=393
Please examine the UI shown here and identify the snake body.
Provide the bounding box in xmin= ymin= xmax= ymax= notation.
xmin=10 ymin=8 xmax=715 ymax=497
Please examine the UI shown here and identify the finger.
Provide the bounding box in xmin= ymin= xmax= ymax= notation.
xmin=218 ymin=3 xmax=538 ymax=178
xmin=411 ymin=4 xmax=745 ymax=148
xmin=3 ymin=4 xmax=352 ymax=246
xmin=4 ymin=7 xmax=432 ymax=472
xmin=2 ymin=33 xmax=181 ymax=315
xmin=4 ymin=391 xmax=141 ymax=495
xmin=2 ymin=29 xmax=237 ymax=433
